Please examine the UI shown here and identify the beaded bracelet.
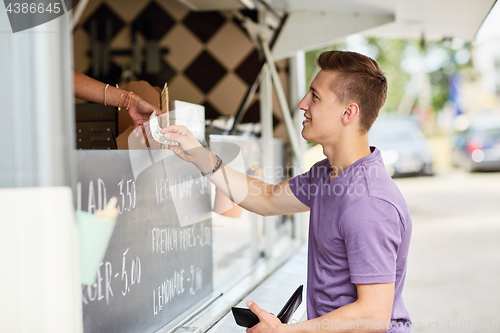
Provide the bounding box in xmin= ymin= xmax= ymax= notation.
xmin=116 ymin=90 xmax=126 ymax=111
xmin=125 ymin=92 xmax=134 ymax=111
xmin=123 ymin=91 xmax=132 ymax=111
xmin=201 ymin=154 xmax=222 ymax=177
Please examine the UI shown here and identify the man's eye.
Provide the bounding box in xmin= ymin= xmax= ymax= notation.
xmin=312 ymin=93 xmax=318 ymax=99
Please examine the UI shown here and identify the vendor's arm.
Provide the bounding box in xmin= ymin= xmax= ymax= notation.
xmin=247 ymin=283 xmax=394 ymax=333
xmin=73 ymin=70 xmax=158 ymax=128
xmin=161 ymin=125 xmax=309 ymax=216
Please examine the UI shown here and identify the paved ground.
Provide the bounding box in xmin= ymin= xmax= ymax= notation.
xmin=394 ymin=168 xmax=500 ymax=332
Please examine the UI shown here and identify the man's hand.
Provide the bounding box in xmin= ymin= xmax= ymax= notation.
xmin=160 ymin=125 xmax=214 ymax=172
xmin=246 ymin=301 xmax=285 ymax=333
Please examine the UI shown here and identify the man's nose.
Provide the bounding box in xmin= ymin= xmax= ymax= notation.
xmin=298 ymin=95 xmax=308 ymax=110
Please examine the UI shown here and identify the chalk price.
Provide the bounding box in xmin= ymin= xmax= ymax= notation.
xmin=117 ymin=178 xmax=136 ymax=214
xmin=76 ymin=177 xmax=136 ymax=214
xmin=82 ymin=248 xmax=141 ymax=306
xmin=153 ymin=265 xmax=203 ymax=316
xmin=120 ymin=248 xmax=141 ymax=296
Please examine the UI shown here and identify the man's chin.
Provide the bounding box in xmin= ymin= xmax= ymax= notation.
xmin=301 ymin=128 xmax=312 ymax=142
xmin=301 ymin=131 xmax=307 ymax=141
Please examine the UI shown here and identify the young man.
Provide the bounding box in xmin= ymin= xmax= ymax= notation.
xmin=162 ymin=50 xmax=412 ymax=333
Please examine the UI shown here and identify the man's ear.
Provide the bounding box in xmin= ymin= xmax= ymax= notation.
xmin=341 ymin=103 xmax=360 ymax=126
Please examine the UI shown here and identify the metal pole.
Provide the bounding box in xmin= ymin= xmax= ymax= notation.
xmin=260 ymin=37 xmax=302 ymax=161
xmin=289 ymin=50 xmax=306 ymax=170
xmin=258 ymin=9 xmax=277 ymax=259
xmin=261 ymin=66 xmax=276 ymax=258
xmin=289 ymin=50 xmax=309 ymax=242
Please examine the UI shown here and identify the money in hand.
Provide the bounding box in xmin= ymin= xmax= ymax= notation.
xmin=149 ymin=111 xmax=177 ymax=145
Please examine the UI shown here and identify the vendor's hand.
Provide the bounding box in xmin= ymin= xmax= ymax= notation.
xmin=128 ymin=94 xmax=161 ymax=128
xmin=160 ymin=125 xmax=209 ymax=165
xmin=246 ymin=301 xmax=284 ymax=333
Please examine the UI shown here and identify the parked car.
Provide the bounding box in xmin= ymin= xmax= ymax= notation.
xmin=451 ymin=117 xmax=500 ymax=172
xmin=369 ymin=118 xmax=434 ymax=177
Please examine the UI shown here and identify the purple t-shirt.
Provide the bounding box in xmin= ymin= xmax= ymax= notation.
xmin=289 ymin=147 xmax=411 ymax=332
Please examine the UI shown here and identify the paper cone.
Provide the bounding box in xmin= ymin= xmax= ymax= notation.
xmin=76 ymin=211 xmax=116 ymax=285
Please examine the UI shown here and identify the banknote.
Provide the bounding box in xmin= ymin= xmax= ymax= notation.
xmin=149 ymin=111 xmax=177 ymax=145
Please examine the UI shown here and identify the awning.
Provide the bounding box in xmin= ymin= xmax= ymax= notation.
xmin=177 ymin=0 xmax=496 ymax=59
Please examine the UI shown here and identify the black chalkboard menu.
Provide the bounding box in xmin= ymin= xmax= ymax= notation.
xmin=75 ymin=150 xmax=213 ymax=333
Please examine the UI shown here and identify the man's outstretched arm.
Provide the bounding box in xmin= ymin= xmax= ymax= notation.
xmin=161 ymin=125 xmax=309 ymax=216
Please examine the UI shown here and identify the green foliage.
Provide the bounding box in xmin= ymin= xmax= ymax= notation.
xmin=365 ymin=38 xmax=411 ymax=112
xmin=423 ymin=39 xmax=474 ymax=111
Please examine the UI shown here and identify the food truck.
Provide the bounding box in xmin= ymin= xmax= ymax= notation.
xmin=0 ymin=0 xmax=494 ymax=332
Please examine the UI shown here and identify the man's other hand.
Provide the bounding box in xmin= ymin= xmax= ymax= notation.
xmin=246 ymin=300 xmax=284 ymax=333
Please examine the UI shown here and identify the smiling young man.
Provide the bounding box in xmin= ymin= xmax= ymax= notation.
xmin=162 ymin=50 xmax=412 ymax=333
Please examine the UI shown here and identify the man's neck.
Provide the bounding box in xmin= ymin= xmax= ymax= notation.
xmin=322 ymin=135 xmax=371 ymax=181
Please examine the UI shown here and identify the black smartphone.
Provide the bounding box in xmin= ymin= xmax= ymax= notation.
xmin=231 ymin=285 xmax=303 ymax=328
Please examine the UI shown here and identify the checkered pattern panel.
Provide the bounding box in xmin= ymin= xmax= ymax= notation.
xmin=73 ymin=0 xmax=289 ymax=133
